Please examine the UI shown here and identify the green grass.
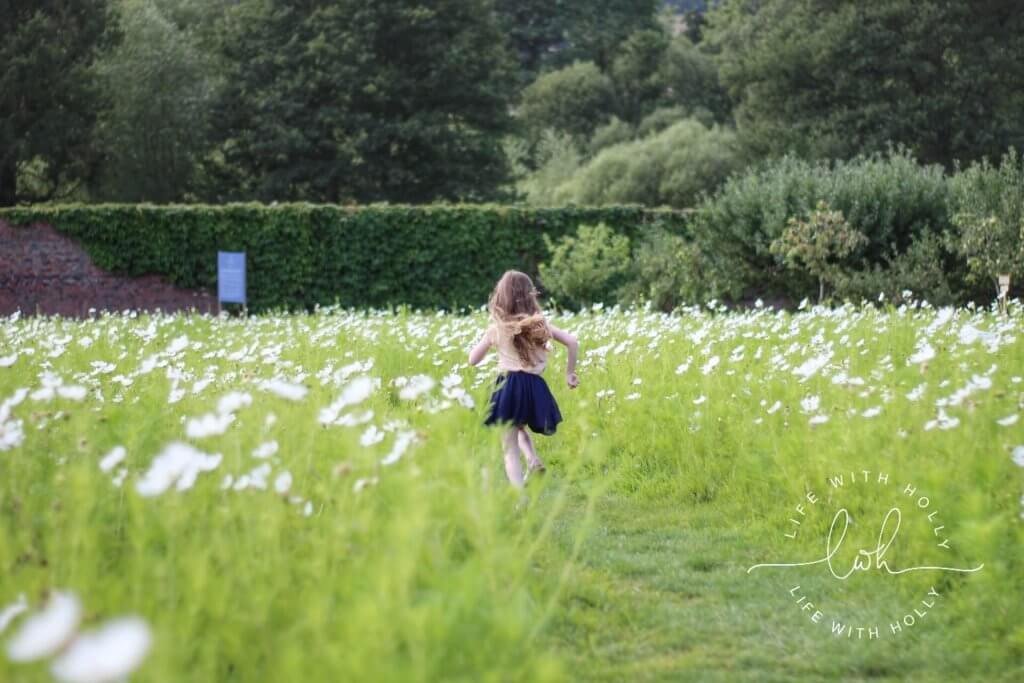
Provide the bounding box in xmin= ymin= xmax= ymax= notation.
xmin=1 ymin=302 xmax=1022 ymax=681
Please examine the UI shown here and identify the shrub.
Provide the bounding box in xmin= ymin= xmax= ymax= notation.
xmin=691 ymin=150 xmax=954 ymax=301
xmin=552 ymin=119 xmax=743 ymax=209
xmin=831 ymin=231 xmax=963 ymax=305
xmin=618 ymin=227 xmax=708 ymax=311
xmin=539 ymin=223 xmax=631 ymax=308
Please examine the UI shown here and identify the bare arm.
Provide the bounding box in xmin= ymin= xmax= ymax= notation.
xmin=547 ymin=323 xmax=579 ymax=388
xmin=468 ymin=328 xmax=493 ymax=366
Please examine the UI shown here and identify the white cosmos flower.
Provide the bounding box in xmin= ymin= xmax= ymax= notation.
xmin=217 ymin=391 xmax=252 ymax=415
xmin=6 ymin=591 xmax=81 ymax=662
xmin=50 ymin=617 xmax=152 ymax=683
xmin=441 ymin=373 xmax=462 ymax=388
xmin=99 ymin=446 xmax=127 ymax=473
xmin=303 ymin=501 xmax=314 ymax=517
xmin=166 ymin=335 xmax=189 ymax=355
xmin=259 ymin=379 xmax=307 ymax=401
xmin=800 ymin=395 xmax=820 ymax=414
xmin=809 ymin=414 xmax=830 ymax=425
xmin=360 ymin=425 xmax=385 ymax=446
xmin=185 ymin=412 xmax=235 ymax=439
xmin=766 ymin=400 xmax=782 ymax=414
xmin=908 ymin=344 xmax=936 ymax=365
xmin=693 ymin=395 xmax=706 ymax=405
xmin=136 ymin=443 xmax=222 ymax=497
xmin=625 ymin=392 xmax=641 ymax=401
xmin=1012 ymin=446 xmax=1024 ymax=468
xmin=332 ymin=409 xmax=375 ymax=427
xmin=353 ymin=476 xmax=379 ymax=492
xmin=793 ymin=351 xmax=833 ymax=381
xmin=906 ymin=383 xmax=927 ymax=401
xmin=381 ymin=431 xmax=416 ymax=466
xmin=319 ymin=377 xmax=376 ymax=425
xmin=399 ymin=375 xmax=435 ymax=400
xmin=0 ymin=418 xmax=25 ymax=451
xmin=274 ymin=471 xmax=293 ymax=495
xmin=252 ymin=441 xmax=279 ymax=459
xmin=0 ymin=354 xmax=17 ymax=368
xmin=701 ymin=356 xmax=720 ymax=375
xmin=167 ymin=384 xmax=186 ymax=404
xmin=997 ymin=414 xmax=1019 ymax=427
xmin=0 ymin=594 xmax=28 ymax=634
xmin=861 ymin=407 xmax=882 ymax=418
xmin=56 ymin=385 xmax=87 ymax=401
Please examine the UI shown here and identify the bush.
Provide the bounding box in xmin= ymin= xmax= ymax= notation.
xmin=551 ymin=119 xmax=743 ymax=208
xmin=618 ymin=227 xmax=708 ymax=311
xmin=518 ymin=62 xmax=616 ymax=142
xmin=0 ymin=204 xmax=690 ymax=311
xmin=831 ymin=231 xmax=963 ymax=305
xmin=691 ymin=150 xmax=955 ymax=301
xmin=539 ymin=223 xmax=631 ymax=308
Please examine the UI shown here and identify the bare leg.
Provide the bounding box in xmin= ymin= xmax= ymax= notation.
xmin=517 ymin=427 xmax=545 ymax=471
xmin=503 ymin=427 xmax=524 ymax=488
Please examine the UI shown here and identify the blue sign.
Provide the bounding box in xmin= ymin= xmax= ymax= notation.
xmin=217 ymin=251 xmax=247 ymax=304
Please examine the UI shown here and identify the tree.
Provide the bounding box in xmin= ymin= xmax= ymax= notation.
xmin=0 ymin=1 xmax=112 ymax=205
xmin=494 ymin=0 xmax=568 ymax=85
xmin=705 ymin=0 xmax=1024 ymax=168
xmin=610 ymin=29 xmax=670 ymax=124
xmin=213 ymin=0 xmax=515 ymax=203
xmin=517 ymin=61 xmax=616 ymax=143
xmin=562 ymin=0 xmax=661 ymax=70
xmin=770 ymin=201 xmax=868 ymax=303
xmin=660 ymin=35 xmax=731 ymax=123
xmin=950 ymin=149 xmax=1024 ymax=297
xmin=92 ymin=0 xmax=220 ymax=202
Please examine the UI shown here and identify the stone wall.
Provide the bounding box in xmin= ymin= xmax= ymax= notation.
xmin=0 ymin=221 xmax=215 ymax=317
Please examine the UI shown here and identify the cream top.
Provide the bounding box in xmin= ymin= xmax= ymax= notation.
xmin=487 ymin=322 xmax=550 ymax=375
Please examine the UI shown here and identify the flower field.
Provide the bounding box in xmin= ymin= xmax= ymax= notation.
xmin=1 ymin=301 xmax=1022 ymax=682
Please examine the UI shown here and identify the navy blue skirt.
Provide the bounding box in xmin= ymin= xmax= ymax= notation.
xmin=484 ymin=371 xmax=563 ymax=435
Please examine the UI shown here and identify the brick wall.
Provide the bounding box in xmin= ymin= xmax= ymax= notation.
xmin=0 ymin=221 xmax=215 ymax=317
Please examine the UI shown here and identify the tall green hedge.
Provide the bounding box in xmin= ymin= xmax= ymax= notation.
xmin=0 ymin=204 xmax=690 ymax=311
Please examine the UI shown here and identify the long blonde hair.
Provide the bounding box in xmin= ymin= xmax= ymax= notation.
xmin=488 ymin=270 xmax=550 ymax=366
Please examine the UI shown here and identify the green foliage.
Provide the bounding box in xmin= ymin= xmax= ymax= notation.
xmin=93 ymin=0 xmax=220 ymax=202
xmin=212 ymin=0 xmax=515 ymax=203
xmin=611 ymin=29 xmax=671 ymax=124
xmin=831 ymin=231 xmax=964 ymax=306
xmin=539 ymin=223 xmax=632 ymax=308
xmin=518 ymin=62 xmax=617 ymax=142
xmin=0 ymin=204 xmax=689 ymax=311
xmin=659 ymin=35 xmax=731 ymax=123
xmin=0 ymin=0 xmax=113 ymax=205
xmin=770 ymin=201 xmax=868 ymax=303
xmin=552 ymin=119 xmax=743 ymax=208
xmin=587 ymin=117 xmax=636 ymax=156
xmin=691 ymin=151 xmax=954 ymax=301
xmin=558 ymin=0 xmax=662 ymax=70
xmin=950 ymin=149 xmax=1024 ymax=294
xmin=515 ymin=132 xmax=584 ymax=206
xmin=706 ymin=0 xmax=1024 ymax=167
xmin=618 ymin=226 xmax=708 ymax=311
